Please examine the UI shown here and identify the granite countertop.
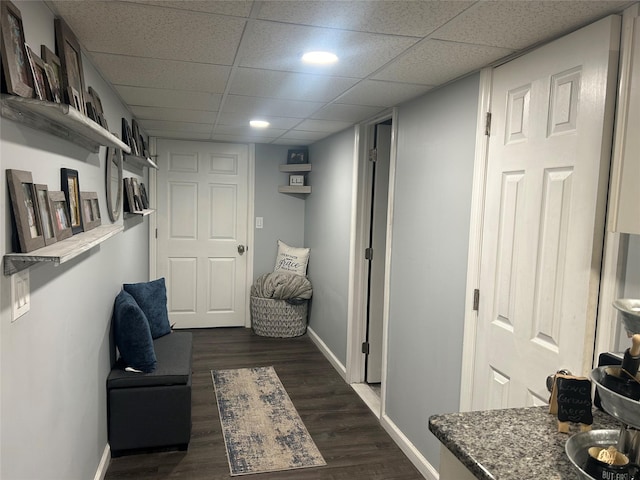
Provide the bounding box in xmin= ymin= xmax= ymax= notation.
xmin=429 ymin=406 xmax=623 ymax=480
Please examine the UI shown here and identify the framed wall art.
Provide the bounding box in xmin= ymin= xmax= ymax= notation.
xmin=61 ymin=168 xmax=83 ymax=234
xmin=55 ymin=18 xmax=86 ymax=115
xmin=41 ymin=45 xmax=62 ymax=103
xmin=80 ymin=191 xmax=101 ymax=231
xmin=0 ymin=1 xmax=34 ymax=98
xmin=6 ymin=169 xmax=45 ymax=253
xmin=287 ymin=148 xmax=308 ymax=164
xmin=48 ymin=191 xmax=73 ymax=241
xmin=34 ymin=184 xmax=57 ymax=246
xmin=25 ymin=45 xmax=50 ymax=101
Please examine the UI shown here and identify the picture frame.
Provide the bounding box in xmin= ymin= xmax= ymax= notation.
xmin=55 ymin=17 xmax=86 ymax=115
xmin=6 ymin=169 xmax=45 ymax=253
xmin=41 ymin=45 xmax=62 ymax=103
xmin=68 ymin=86 xmax=82 ymax=112
xmin=25 ymin=45 xmax=50 ymax=101
xmin=139 ymin=182 xmax=149 ymax=209
xmin=60 ymin=168 xmax=83 ymax=234
xmin=287 ymin=148 xmax=308 ymax=164
xmin=122 ymin=118 xmax=138 ymax=156
xmin=289 ymin=174 xmax=305 ymax=186
xmin=131 ymin=177 xmax=143 ymax=211
xmin=0 ymin=1 xmax=34 ymax=98
xmin=131 ymin=119 xmax=143 ymax=157
xmin=80 ymin=191 xmax=101 ymax=231
xmin=34 ymin=184 xmax=57 ymax=246
xmin=48 ymin=191 xmax=73 ymax=241
xmin=123 ymin=177 xmax=136 ymax=213
xmin=88 ymin=86 xmax=107 ymax=128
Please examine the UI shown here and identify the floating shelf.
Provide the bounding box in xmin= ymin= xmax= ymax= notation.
xmin=278 ymin=186 xmax=311 ymax=194
xmin=0 ymin=94 xmax=131 ymax=154
xmin=3 ymin=224 xmax=124 ymax=275
xmin=124 ymin=209 xmax=155 ymax=218
xmin=279 ymin=164 xmax=312 ymax=173
xmin=123 ymin=153 xmax=158 ymax=171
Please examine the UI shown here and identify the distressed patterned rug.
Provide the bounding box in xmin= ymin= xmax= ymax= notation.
xmin=211 ymin=366 xmax=326 ymax=476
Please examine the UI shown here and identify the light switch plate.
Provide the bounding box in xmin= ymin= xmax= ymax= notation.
xmin=256 ymin=217 xmax=263 ymax=229
xmin=11 ymin=269 xmax=30 ymax=322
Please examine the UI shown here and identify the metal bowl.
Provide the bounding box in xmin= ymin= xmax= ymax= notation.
xmin=566 ymin=430 xmax=622 ymax=480
xmin=591 ymin=366 xmax=640 ymax=429
xmin=613 ymin=298 xmax=640 ymax=335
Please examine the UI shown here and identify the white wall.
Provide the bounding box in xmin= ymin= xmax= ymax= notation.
xmin=0 ymin=2 xmax=149 ymax=478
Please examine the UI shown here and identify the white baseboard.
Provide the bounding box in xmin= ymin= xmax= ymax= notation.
xmin=93 ymin=444 xmax=111 ymax=480
xmin=351 ymin=383 xmax=381 ymax=419
xmin=380 ymin=414 xmax=439 ymax=480
xmin=306 ymin=327 xmax=347 ymax=381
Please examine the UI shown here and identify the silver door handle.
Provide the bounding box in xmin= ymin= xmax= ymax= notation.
xmin=237 ymin=244 xmax=245 ymax=255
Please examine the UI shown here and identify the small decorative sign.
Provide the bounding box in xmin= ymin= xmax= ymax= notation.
xmin=289 ymin=175 xmax=304 ymax=186
xmin=549 ymin=373 xmax=593 ymax=433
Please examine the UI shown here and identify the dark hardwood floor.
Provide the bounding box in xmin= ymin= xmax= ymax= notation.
xmin=105 ymin=327 xmax=424 ymax=480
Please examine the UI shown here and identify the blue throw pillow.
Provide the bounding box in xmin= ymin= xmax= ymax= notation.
xmin=113 ymin=290 xmax=156 ymax=373
xmin=123 ymin=278 xmax=172 ymax=339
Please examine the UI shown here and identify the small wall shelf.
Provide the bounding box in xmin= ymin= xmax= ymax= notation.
xmin=124 ymin=209 xmax=155 ymax=218
xmin=279 ymin=163 xmax=311 ymax=195
xmin=3 ymin=224 xmax=124 ymax=275
xmin=279 ymin=164 xmax=312 ymax=173
xmin=123 ymin=153 xmax=158 ymax=172
xmin=0 ymin=94 xmax=131 ymax=154
xmin=278 ymin=186 xmax=312 ymax=194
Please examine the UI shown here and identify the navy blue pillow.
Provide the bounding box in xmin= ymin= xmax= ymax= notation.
xmin=113 ymin=290 xmax=156 ymax=373
xmin=123 ymin=278 xmax=171 ymax=339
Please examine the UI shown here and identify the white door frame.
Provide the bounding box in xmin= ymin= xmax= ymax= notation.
xmin=346 ymin=108 xmax=397 ymax=414
xmin=148 ymin=138 xmax=255 ymax=328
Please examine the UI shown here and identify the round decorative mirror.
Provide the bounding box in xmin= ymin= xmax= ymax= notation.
xmin=105 ymin=144 xmax=123 ymax=222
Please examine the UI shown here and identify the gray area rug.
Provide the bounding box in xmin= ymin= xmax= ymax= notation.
xmin=211 ymin=366 xmax=326 ymax=476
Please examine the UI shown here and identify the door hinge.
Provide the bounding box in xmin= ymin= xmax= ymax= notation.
xmin=485 ymin=112 xmax=492 ymax=136
xmin=365 ymin=247 xmax=373 ymax=260
xmin=473 ymin=288 xmax=480 ymax=311
xmin=362 ymin=342 xmax=370 ymax=354
xmin=155 ymin=228 xmax=158 ymax=239
xmin=369 ymin=148 xmax=377 ymax=162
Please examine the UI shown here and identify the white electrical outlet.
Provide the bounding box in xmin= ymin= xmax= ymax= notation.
xmin=11 ymin=269 xmax=30 ymax=322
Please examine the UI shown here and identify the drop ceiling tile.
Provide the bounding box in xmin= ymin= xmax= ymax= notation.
xmin=116 ymin=86 xmax=222 ymax=111
xmin=216 ymin=112 xmax=301 ymax=130
xmin=295 ymin=119 xmax=355 ymax=134
xmin=312 ymin=104 xmax=387 ymax=123
xmin=91 ymin=53 xmax=230 ymax=93
xmin=124 ymin=0 xmax=254 ymax=17
xmin=271 ymin=138 xmax=313 ymax=146
xmin=373 ymin=39 xmax=513 ymax=86
xmin=223 ymin=95 xmax=323 ymax=118
xmin=238 ymin=20 xmax=419 ymax=78
xmin=230 ymin=68 xmax=358 ymax=102
xmin=279 ymin=130 xmax=335 ymax=142
xmin=257 ymin=1 xmax=474 ymax=37
xmin=431 ymin=1 xmax=629 ymax=50
xmin=137 ymin=119 xmax=212 ymax=134
xmin=50 ymin=1 xmax=245 ymax=65
xmin=337 ymin=80 xmax=432 ymax=107
xmin=130 ymin=106 xmax=216 ymax=124
xmin=146 ymin=130 xmax=213 ymax=141
xmin=214 ymin=125 xmax=287 ymax=137
xmin=211 ymin=133 xmax=282 ymax=144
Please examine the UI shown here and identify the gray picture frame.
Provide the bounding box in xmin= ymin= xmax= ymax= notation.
xmin=6 ymin=169 xmax=45 ymax=253
xmin=80 ymin=191 xmax=101 ymax=231
xmin=48 ymin=191 xmax=73 ymax=241
xmin=34 ymin=184 xmax=57 ymax=246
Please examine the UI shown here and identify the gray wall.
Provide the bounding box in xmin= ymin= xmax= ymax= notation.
xmin=305 ymin=128 xmax=356 ymax=364
xmin=385 ymin=74 xmax=479 ymax=467
xmin=252 ymin=144 xmax=306 ymax=282
xmin=0 ymin=2 xmax=149 ymax=478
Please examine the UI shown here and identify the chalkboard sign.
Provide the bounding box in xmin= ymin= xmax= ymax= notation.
xmin=549 ymin=374 xmax=593 ymax=433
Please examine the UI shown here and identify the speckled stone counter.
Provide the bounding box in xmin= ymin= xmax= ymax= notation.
xmin=429 ymin=406 xmax=623 ymax=480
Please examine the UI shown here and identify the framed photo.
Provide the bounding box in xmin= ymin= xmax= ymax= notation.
xmin=287 ymin=148 xmax=308 ymax=164
xmin=68 ymin=86 xmax=82 ymax=112
xmin=25 ymin=45 xmax=50 ymax=101
xmin=6 ymin=169 xmax=45 ymax=253
xmin=122 ymin=118 xmax=138 ymax=156
xmin=41 ymin=45 xmax=62 ymax=103
xmin=34 ymin=184 xmax=57 ymax=246
xmin=0 ymin=1 xmax=34 ymax=98
xmin=88 ymin=86 xmax=107 ymax=128
xmin=48 ymin=191 xmax=73 ymax=241
xmin=80 ymin=191 xmax=101 ymax=231
xmin=123 ymin=177 xmax=135 ymax=213
xmin=289 ymin=174 xmax=305 ymax=186
xmin=131 ymin=119 xmax=143 ymax=156
xmin=61 ymin=168 xmax=83 ymax=234
xmin=55 ymin=18 xmax=86 ymax=115
xmin=139 ymin=182 xmax=149 ymax=209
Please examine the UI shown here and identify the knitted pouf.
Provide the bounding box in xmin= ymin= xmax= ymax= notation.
xmin=250 ymin=296 xmax=308 ymax=338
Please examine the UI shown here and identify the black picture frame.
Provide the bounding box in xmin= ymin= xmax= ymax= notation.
xmin=34 ymin=184 xmax=57 ymax=246
xmin=55 ymin=17 xmax=86 ymax=115
xmin=139 ymin=183 xmax=149 ymax=209
xmin=0 ymin=1 xmax=34 ymax=98
xmin=48 ymin=190 xmax=73 ymax=241
xmin=287 ymin=148 xmax=308 ymax=164
xmin=61 ymin=168 xmax=83 ymax=234
xmin=6 ymin=169 xmax=45 ymax=253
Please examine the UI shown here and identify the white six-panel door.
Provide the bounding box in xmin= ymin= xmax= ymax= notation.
xmin=472 ymin=16 xmax=620 ymax=410
xmin=156 ymin=139 xmax=249 ymax=328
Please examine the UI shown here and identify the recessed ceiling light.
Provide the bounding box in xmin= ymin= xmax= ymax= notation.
xmin=250 ymin=120 xmax=270 ymax=128
xmin=301 ymin=51 xmax=338 ymax=65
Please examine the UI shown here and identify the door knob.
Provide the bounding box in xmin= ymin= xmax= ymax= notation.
xmin=237 ymin=244 xmax=246 ymax=255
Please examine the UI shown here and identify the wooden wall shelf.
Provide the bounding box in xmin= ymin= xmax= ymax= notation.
xmin=279 ymin=164 xmax=312 ymax=173
xmin=123 ymin=153 xmax=158 ymax=172
xmin=1 ymin=94 xmax=130 ymax=154
xmin=124 ymin=209 xmax=155 ymax=218
xmin=3 ymin=224 xmax=123 ymax=275
xmin=278 ymin=186 xmax=312 ymax=194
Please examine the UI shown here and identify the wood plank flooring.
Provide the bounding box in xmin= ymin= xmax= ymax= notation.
xmin=105 ymin=327 xmax=424 ymax=480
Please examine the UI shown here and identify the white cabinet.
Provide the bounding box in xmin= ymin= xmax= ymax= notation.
xmin=609 ymin=13 xmax=640 ymax=235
